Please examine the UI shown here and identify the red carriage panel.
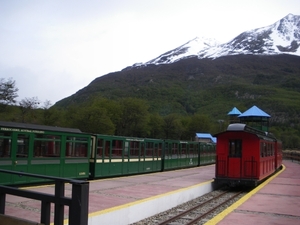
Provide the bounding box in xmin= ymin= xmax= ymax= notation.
xmin=227 ymin=158 xmax=241 ymax=178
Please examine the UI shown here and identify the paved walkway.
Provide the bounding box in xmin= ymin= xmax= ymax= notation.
xmin=4 ymin=165 xmax=215 ymax=224
xmin=207 ymin=160 xmax=300 ymax=224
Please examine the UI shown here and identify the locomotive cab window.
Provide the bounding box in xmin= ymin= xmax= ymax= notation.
xmin=229 ymin=139 xmax=242 ymax=157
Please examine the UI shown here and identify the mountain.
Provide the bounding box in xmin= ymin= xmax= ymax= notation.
xmin=135 ymin=37 xmax=220 ymax=66
xmin=126 ymin=13 xmax=300 ymax=68
xmin=198 ymin=13 xmax=300 ymax=59
xmin=55 ymin=54 xmax=300 ymax=117
xmin=55 ymin=14 xmax=300 ymax=125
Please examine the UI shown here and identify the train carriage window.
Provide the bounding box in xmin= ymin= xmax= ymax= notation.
xmin=145 ymin=142 xmax=153 ymax=158
xmin=141 ymin=143 xmax=145 ymax=159
xmin=0 ymin=132 xmax=11 ymax=158
xmin=124 ymin=141 xmax=129 ymax=157
xmin=66 ymin=136 xmax=88 ymax=157
xmin=17 ymin=134 xmax=29 ymax=158
xmin=97 ymin=138 xmax=104 ymax=158
xmin=181 ymin=143 xmax=187 ymax=158
xmin=166 ymin=143 xmax=170 ymax=159
xmin=193 ymin=143 xmax=198 ymax=157
xmin=229 ymin=139 xmax=242 ymax=157
xmin=271 ymin=143 xmax=274 ymax=156
xmin=104 ymin=141 xmax=110 ymax=158
xmin=188 ymin=143 xmax=195 ymax=158
xmin=34 ymin=135 xmax=61 ymax=157
xmin=111 ymin=140 xmax=124 ymax=159
xmin=263 ymin=143 xmax=267 ymax=157
xmin=156 ymin=143 xmax=163 ymax=158
xmin=130 ymin=141 xmax=139 ymax=158
xmin=172 ymin=143 xmax=178 ymax=159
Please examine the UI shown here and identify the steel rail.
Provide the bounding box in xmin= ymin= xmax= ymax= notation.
xmin=158 ymin=190 xmax=229 ymax=225
xmin=186 ymin=191 xmax=242 ymax=225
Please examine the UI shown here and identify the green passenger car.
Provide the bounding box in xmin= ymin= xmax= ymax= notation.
xmin=0 ymin=121 xmax=216 ymax=185
xmin=199 ymin=142 xmax=216 ymax=165
xmin=0 ymin=121 xmax=91 ymax=185
xmin=163 ymin=140 xmax=200 ymax=170
xmin=89 ymin=135 xmax=164 ymax=178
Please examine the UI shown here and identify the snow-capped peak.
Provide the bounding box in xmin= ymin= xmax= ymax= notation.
xmin=198 ymin=13 xmax=300 ymax=59
xmin=143 ymin=37 xmax=220 ymax=65
xmin=129 ymin=14 xmax=300 ymax=68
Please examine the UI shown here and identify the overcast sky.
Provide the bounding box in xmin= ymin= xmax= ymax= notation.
xmin=1 ymin=0 xmax=300 ymax=105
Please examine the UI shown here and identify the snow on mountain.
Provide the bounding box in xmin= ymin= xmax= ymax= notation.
xmin=199 ymin=13 xmax=300 ymax=59
xmin=145 ymin=37 xmax=220 ymax=65
xmin=130 ymin=14 xmax=300 ymax=68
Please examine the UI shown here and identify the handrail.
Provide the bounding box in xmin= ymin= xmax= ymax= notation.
xmin=0 ymin=169 xmax=89 ymax=225
xmin=283 ymin=152 xmax=300 ymax=163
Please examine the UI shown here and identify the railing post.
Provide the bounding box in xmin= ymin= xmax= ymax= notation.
xmin=41 ymin=201 xmax=51 ymax=225
xmin=69 ymin=181 xmax=89 ymax=225
xmin=54 ymin=180 xmax=65 ymax=225
xmin=0 ymin=192 xmax=6 ymax=214
xmin=0 ymin=169 xmax=90 ymax=225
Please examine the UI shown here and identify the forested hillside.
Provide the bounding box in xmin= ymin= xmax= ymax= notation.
xmin=56 ymin=54 xmax=300 ymax=122
xmin=2 ymin=54 xmax=300 ymax=148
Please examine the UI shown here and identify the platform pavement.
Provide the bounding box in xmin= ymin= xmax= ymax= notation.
xmin=206 ymin=160 xmax=300 ymax=225
xmin=4 ymin=164 xmax=215 ymax=224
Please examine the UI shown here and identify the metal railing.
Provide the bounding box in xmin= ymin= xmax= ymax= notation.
xmin=283 ymin=152 xmax=300 ymax=163
xmin=0 ymin=169 xmax=89 ymax=225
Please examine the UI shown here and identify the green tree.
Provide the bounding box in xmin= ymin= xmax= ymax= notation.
xmin=81 ymin=107 xmax=114 ymax=134
xmin=148 ymin=113 xmax=164 ymax=138
xmin=41 ymin=100 xmax=62 ymax=126
xmin=19 ymin=97 xmax=40 ymax=123
xmin=65 ymin=101 xmax=115 ymax=134
xmin=115 ymin=98 xmax=149 ymax=137
xmin=90 ymin=97 xmax=122 ymax=130
xmin=186 ymin=114 xmax=212 ymax=139
xmin=0 ymin=78 xmax=19 ymax=111
xmin=162 ymin=114 xmax=184 ymax=140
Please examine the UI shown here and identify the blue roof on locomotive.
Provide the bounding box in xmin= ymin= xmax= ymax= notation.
xmin=227 ymin=107 xmax=242 ymax=116
xmin=238 ymin=105 xmax=270 ymax=118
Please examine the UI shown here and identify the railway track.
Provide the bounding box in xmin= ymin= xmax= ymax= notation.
xmin=132 ymin=189 xmax=246 ymax=225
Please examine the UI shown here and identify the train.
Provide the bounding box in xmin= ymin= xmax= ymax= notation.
xmin=0 ymin=120 xmax=216 ymax=186
xmin=214 ymin=106 xmax=283 ymax=187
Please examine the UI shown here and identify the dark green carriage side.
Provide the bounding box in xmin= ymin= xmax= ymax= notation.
xmin=0 ymin=121 xmax=91 ymax=185
xmin=199 ymin=142 xmax=216 ymax=165
xmin=163 ymin=140 xmax=200 ymax=170
xmin=90 ymin=135 xmax=163 ymax=178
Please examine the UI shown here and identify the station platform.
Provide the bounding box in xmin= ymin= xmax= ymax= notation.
xmin=4 ymin=165 xmax=215 ymax=224
xmin=4 ymin=160 xmax=299 ymax=225
xmin=207 ymin=160 xmax=300 ymax=224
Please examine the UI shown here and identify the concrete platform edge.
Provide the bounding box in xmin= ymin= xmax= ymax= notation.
xmin=85 ymin=180 xmax=214 ymax=225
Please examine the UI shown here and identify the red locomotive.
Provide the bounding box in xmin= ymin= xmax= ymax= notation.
xmin=214 ymin=106 xmax=282 ymax=187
